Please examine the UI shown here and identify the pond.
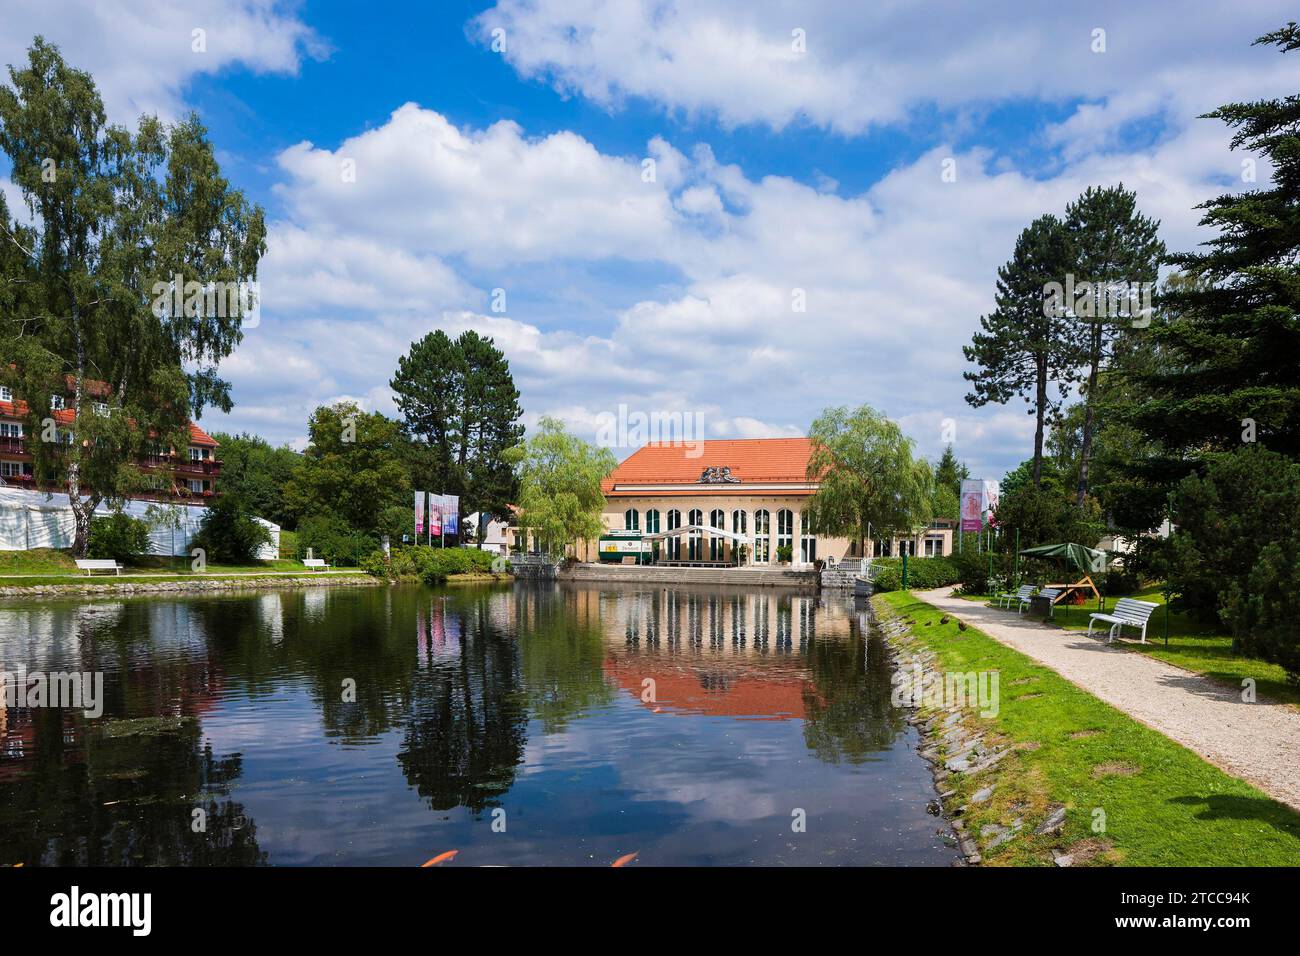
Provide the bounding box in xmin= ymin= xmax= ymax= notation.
xmin=0 ymin=582 xmax=956 ymax=866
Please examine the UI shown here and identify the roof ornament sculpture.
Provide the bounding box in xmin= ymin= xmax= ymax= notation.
xmin=699 ymin=466 xmax=741 ymax=484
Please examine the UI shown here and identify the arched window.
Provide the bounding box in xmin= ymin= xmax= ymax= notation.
xmin=731 ymin=510 xmax=747 ymax=534
xmin=666 ymin=509 xmax=682 ymax=560
xmin=645 ymin=509 xmax=660 ymax=534
xmin=709 ymin=509 xmax=725 ymax=561
xmin=800 ymin=510 xmax=817 ymax=564
xmin=687 ymin=509 xmax=704 ymax=561
xmin=754 ymin=509 xmax=771 ymax=563
xmin=624 ymin=509 xmax=639 ymax=531
xmin=776 ymin=509 xmax=793 ymax=562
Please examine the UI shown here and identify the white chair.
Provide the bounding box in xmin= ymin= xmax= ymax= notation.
xmin=1088 ymin=598 xmax=1159 ymax=644
xmin=996 ymin=584 xmax=1036 ymax=610
xmin=1033 ymin=587 xmax=1063 ymax=617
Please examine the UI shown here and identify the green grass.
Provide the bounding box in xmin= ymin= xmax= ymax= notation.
xmin=876 ymin=590 xmax=1300 ymax=866
xmin=0 ymin=547 xmax=362 ymax=587
xmin=960 ymin=584 xmax=1300 ymax=708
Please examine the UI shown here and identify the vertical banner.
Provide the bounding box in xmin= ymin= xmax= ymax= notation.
xmin=443 ymin=495 xmax=459 ymax=538
xmin=428 ymin=495 xmax=443 ymax=538
xmin=414 ymin=491 xmax=426 ymax=537
xmin=961 ymin=479 xmax=1000 ymax=531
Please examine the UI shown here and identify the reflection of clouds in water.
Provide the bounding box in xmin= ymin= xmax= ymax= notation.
xmin=301 ymin=588 xmax=328 ymax=625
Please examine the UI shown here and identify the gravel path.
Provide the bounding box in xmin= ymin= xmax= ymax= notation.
xmin=914 ymin=586 xmax=1300 ymax=813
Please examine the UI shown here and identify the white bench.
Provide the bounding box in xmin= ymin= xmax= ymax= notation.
xmin=996 ymin=584 xmax=1037 ymax=611
xmin=1088 ymin=597 xmax=1159 ymax=644
xmin=76 ymin=559 xmax=123 ymax=576
xmin=301 ymin=558 xmax=332 ymax=571
xmin=1034 ymin=587 xmax=1063 ymax=619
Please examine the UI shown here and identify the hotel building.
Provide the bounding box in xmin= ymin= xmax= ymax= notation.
xmin=569 ymin=437 xmax=954 ymax=567
xmin=0 ymin=378 xmax=221 ymax=500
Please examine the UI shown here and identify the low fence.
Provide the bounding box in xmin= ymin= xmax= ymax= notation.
xmin=509 ymin=552 xmax=562 ymax=580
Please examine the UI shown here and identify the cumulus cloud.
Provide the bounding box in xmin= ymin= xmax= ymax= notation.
xmin=0 ymin=0 xmax=325 ymax=121
xmin=470 ymin=0 xmax=1296 ymax=136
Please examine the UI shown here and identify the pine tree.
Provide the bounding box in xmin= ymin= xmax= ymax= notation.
xmin=1122 ymin=23 xmax=1300 ymax=523
xmin=963 ymin=214 xmax=1075 ymax=487
xmin=1062 ymin=186 xmax=1164 ymax=506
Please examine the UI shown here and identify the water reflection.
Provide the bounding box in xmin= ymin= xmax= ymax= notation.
xmin=0 ymin=583 xmax=954 ymax=866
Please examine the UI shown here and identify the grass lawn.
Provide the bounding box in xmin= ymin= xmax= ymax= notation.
xmin=876 ymin=590 xmax=1300 ymax=866
xmin=0 ymin=547 xmax=362 ymax=587
xmin=957 ymin=584 xmax=1300 ymax=708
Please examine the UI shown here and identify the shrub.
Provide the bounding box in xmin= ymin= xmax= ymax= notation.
xmin=1170 ymin=446 xmax=1300 ymax=679
xmin=366 ymin=546 xmax=499 ymax=582
xmin=296 ymin=515 xmax=377 ymax=567
xmin=191 ymin=494 xmax=272 ymax=564
xmin=87 ymin=512 xmax=151 ymax=562
xmin=869 ymin=555 xmax=961 ymax=593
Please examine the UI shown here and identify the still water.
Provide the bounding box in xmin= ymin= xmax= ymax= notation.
xmin=0 ymin=583 xmax=955 ymax=866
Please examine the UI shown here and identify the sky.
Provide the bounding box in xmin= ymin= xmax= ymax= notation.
xmin=0 ymin=0 xmax=1294 ymax=480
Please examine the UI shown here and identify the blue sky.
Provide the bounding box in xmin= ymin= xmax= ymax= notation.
xmin=1 ymin=1 xmax=1295 ymax=480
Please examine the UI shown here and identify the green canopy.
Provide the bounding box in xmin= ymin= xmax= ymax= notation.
xmin=1018 ymin=542 xmax=1108 ymax=574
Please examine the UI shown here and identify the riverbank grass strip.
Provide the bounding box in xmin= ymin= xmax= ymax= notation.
xmin=876 ymin=591 xmax=1300 ymax=866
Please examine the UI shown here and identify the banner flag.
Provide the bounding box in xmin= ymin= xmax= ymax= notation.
xmin=443 ymin=495 xmax=459 ymax=537
xmin=414 ymin=491 xmax=426 ymax=536
xmin=960 ymin=479 xmax=1000 ymax=532
xmin=429 ymin=495 xmax=443 ymax=537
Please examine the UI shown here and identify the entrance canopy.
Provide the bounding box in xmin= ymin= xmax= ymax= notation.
xmin=1018 ymin=542 xmax=1108 ymax=573
xmin=642 ymin=524 xmax=747 ymax=543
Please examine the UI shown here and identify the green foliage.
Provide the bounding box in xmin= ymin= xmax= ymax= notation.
xmin=776 ymin=544 xmax=793 ymax=563
xmin=284 ymin=402 xmax=411 ymax=537
xmin=964 ymin=214 xmax=1077 ymax=486
xmin=804 ymin=404 xmax=933 ymax=549
xmin=506 ymin=416 xmax=615 ymax=555
xmin=295 ymin=515 xmax=378 ymax=567
xmin=0 ymin=37 xmax=265 ymax=554
xmin=933 ymin=445 xmax=969 ymax=499
xmin=993 ymin=480 xmax=1105 ymax=550
xmin=869 ymin=556 xmax=961 ymax=593
xmin=365 ymin=545 xmax=499 ymax=583
xmin=1121 ymin=27 xmax=1300 ymax=520
xmin=86 ymin=512 xmax=151 ymax=562
xmin=391 ymin=329 xmax=523 ymax=530
xmin=210 ymin=432 xmax=300 ymax=528
xmin=1169 ymin=446 xmax=1300 ymax=678
xmin=191 ymin=494 xmax=272 ymax=564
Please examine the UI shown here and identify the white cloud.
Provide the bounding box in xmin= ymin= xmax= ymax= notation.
xmin=0 ymin=0 xmax=325 ymax=121
xmin=470 ymin=1 xmax=1297 ymax=135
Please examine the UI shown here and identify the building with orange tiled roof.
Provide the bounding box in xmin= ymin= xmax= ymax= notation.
xmin=562 ymin=437 xmax=954 ymax=567
xmin=0 ymin=377 xmax=222 ymax=502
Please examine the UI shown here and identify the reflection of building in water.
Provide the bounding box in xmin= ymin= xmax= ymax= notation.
xmin=257 ymin=592 xmax=284 ymax=644
xmin=584 ymin=587 xmax=854 ymax=721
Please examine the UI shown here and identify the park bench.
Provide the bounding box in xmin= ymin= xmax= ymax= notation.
xmin=1032 ymin=587 xmax=1063 ymax=619
xmin=995 ymin=584 xmax=1037 ymax=611
xmin=75 ymin=558 xmax=123 ymax=576
xmin=1088 ymin=597 xmax=1159 ymax=644
xmin=301 ymin=558 xmax=332 ymax=571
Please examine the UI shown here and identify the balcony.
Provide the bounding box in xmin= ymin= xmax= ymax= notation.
xmin=0 ymin=436 xmax=27 ymax=456
xmin=141 ymin=454 xmax=223 ymax=476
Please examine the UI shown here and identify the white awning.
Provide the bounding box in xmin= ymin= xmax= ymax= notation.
xmin=642 ymin=524 xmax=747 ymax=543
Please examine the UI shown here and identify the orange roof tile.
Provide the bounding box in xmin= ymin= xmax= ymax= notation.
xmin=603 ymin=438 xmax=815 ymax=496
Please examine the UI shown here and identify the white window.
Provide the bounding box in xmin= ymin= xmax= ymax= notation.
xmin=925 ymin=535 xmax=945 ymax=557
xmin=0 ymin=461 xmax=26 ymax=478
xmin=188 ymin=479 xmax=208 ymax=494
xmin=0 ymin=386 xmax=11 ymax=402
xmin=50 ymin=395 xmax=65 ymax=410
xmin=624 ymin=508 xmax=638 ymax=531
xmin=0 ymin=422 xmax=21 ymax=438
xmin=92 ymin=401 xmax=109 ymax=417
xmin=754 ymin=510 xmax=770 ymax=563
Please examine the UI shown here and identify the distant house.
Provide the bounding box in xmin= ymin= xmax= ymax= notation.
xmin=0 ymin=375 xmax=220 ymax=501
